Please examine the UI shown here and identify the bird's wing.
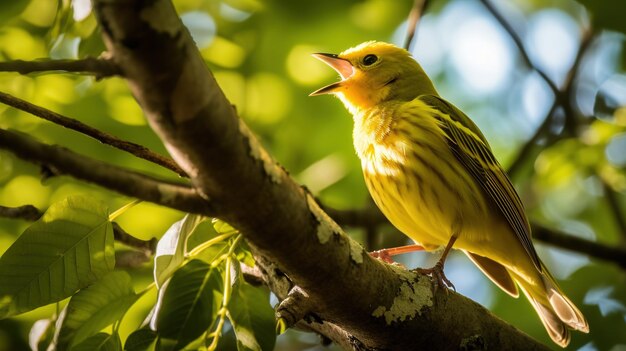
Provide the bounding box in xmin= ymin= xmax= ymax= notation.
xmin=418 ymin=94 xmax=541 ymax=271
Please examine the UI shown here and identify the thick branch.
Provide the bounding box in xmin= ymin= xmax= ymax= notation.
xmin=92 ymin=1 xmax=548 ymax=349
xmin=0 ymin=57 xmax=120 ymax=78
xmin=0 ymin=128 xmax=211 ymax=215
xmin=0 ymin=91 xmax=186 ymax=176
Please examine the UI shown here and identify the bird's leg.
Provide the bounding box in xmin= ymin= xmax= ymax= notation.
xmin=370 ymin=244 xmax=425 ymax=264
xmin=412 ymin=235 xmax=458 ymax=294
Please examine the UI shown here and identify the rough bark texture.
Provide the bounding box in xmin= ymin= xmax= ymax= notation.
xmin=91 ymin=0 xmax=549 ymax=349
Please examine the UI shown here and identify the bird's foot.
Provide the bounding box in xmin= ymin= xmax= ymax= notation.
xmin=369 ymin=249 xmax=395 ymax=264
xmin=369 ymin=244 xmax=425 ymax=265
xmin=412 ymin=261 xmax=455 ymax=294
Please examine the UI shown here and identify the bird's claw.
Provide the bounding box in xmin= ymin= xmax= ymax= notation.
xmin=412 ymin=262 xmax=455 ymax=294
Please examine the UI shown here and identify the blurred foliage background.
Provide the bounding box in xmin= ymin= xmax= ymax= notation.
xmin=0 ymin=0 xmax=625 ymax=350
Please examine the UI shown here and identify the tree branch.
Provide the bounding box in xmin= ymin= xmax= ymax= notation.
xmin=0 ymin=128 xmax=211 ymax=215
xmin=0 ymin=57 xmax=120 ymax=78
xmin=403 ymin=0 xmax=429 ymax=51
xmin=324 ymin=206 xmax=626 ymax=269
xmin=532 ymin=224 xmax=626 ymax=269
xmin=0 ymin=91 xmax=187 ymax=177
xmin=91 ymin=0 xmax=549 ymax=349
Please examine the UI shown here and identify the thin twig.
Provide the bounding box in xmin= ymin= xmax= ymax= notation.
xmin=0 ymin=128 xmax=211 ymax=215
xmin=403 ymin=0 xmax=429 ymax=51
xmin=505 ymin=27 xmax=594 ymax=176
xmin=0 ymin=91 xmax=187 ymax=177
xmin=479 ymin=0 xmax=560 ymax=97
xmin=324 ymin=206 xmax=626 ymax=269
xmin=0 ymin=204 xmax=158 ymax=255
xmin=112 ymin=222 xmax=158 ymax=254
xmin=0 ymin=57 xmax=120 ymax=78
xmin=562 ymin=28 xmax=595 ymax=135
xmin=0 ymin=204 xmax=42 ymax=221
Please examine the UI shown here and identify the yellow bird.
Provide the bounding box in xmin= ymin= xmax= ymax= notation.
xmin=311 ymin=41 xmax=588 ymax=347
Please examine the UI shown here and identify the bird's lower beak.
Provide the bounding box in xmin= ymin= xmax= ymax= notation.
xmin=310 ymin=53 xmax=354 ymax=96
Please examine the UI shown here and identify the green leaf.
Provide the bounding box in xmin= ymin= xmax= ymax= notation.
xmin=154 ymin=214 xmax=205 ymax=288
xmin=70 ymin=332 xmax=122 ymax=351
xmin=54 ymin=271 xmax=138 ymax=349
xmin=0 ymin=196 xmax=115 ymax=318
xmin=124 ymin=329 xmax=157 ymax=351
xmin=153 ymin=259 xmax=223 ymax=350
xmin=228 ymin=280 xmax=275 ymax=351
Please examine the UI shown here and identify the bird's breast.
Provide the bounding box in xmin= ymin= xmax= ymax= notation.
xmin=353 ymin=104 xmax=490 ymax=247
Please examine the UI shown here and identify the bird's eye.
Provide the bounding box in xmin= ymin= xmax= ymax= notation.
xmin=362 ymin=54 xmax=378 ymax=66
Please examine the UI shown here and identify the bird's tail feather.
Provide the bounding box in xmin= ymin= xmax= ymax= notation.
xmin=541 ymin=265 xmax=589 ymax=333
xmin=510 ymin=263 xmax=588 ymax=348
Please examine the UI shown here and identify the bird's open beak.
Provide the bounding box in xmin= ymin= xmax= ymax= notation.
xmin=310 ymin=53 xmax=354 ymax=96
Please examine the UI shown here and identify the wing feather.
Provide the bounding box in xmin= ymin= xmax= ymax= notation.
xmin=418 ymin=94 xmax=541 ymax=271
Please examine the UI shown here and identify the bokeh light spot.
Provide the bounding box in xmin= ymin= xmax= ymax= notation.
xmin=21 ymin=0 xmax=57 ymax=27
xmin=202 ymin=36 xmax=246 ymax=68
xmin=526 ymin=9 xmax=580 ymax=83
xmin=286 ymin=45 xmax=335 ymax=86
xmin=214 ymin=70 xmax=246 ymax=109
xmin=35 ymin=75 xmax=78 ymax=105
xmin=350 ymin=0 xmax=404 ymax=31
xmin=521 ymin=73 xmax=553 ymax=127
xmin=606 ymin=133 xmax=626 ymax=167
xmin=181 ymin=11 xmax=216 ymax=49
xmin=110 ymin=95 xmax=146 ymax=126
xmin=0 ymin=152 xmax=13 ymax=182
xmin=450 ymin=17 xmax=514 ymax=94
xmin=72 ymin=0 xmax=93 ymax=21
xmin=245 ymin=72 xmax=291 ymax=124
xmin=0 ymin=28 xmax=47 ymax=59
xmin=1 ymin=175 xmax=50 ymax=208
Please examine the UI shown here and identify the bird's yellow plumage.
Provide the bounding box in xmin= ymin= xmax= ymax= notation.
xmin=311 ymin=41 xmax=588 ymax=347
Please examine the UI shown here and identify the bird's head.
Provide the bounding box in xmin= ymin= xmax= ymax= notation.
xmin=310 ymin=41 xmax=437 ymax=114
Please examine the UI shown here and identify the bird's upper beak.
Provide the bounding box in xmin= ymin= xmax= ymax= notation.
xmin=310 ymin=53 xmax=354 ymax=96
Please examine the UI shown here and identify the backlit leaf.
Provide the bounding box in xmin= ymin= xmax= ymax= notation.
xmin=154 ymin=214 xmax=205 ymax=288
xmin=55 ymin=271 xmax=138 ymax=348
xmin=0 ymin=196 xmax=114 ymax=318
xmin=153 ymin=259 xmax=223 ymax=350
xmin=228 ymin=280 xmax=275 ymax=351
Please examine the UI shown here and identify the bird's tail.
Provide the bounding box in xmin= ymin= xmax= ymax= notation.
xmin=511 ymin=262 xmax=588 ymax=347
